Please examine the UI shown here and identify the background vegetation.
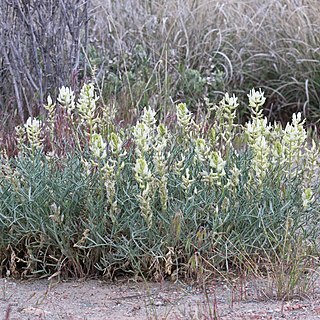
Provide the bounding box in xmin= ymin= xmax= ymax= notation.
xmin=1 ymin=0 xmax=320 ymax=126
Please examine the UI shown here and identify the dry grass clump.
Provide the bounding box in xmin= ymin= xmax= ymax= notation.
xmin=90 ymin=0 xmax=320 ymax=124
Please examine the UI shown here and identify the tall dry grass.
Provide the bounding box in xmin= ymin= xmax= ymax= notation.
xmin=89 ymin=0 xmax=320 ymax=124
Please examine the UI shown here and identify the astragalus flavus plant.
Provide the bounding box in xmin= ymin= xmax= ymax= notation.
xmin=0 ymin=83 xmax=319 ymax=283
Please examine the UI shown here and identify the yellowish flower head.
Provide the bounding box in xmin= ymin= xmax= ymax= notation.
xmin=90 ymin=133 xmax=107 ymax=160
xmin=24 ymin=117 xmax=42 ymax=130
xmin=141 ymin=107 xmax=156 ymax=127
xmin=176 ymin=103 xmax=192 ymax=128
xmin=134 ymin=157 xmax=152 ymax=185
xmin=248 ymin=88 xmax=266 ymax=109
xmin=77 ymin=83 xmax=98 ymax=121
xmin=222 ymin=93 xmax=239 ymax=110
xmin=57 ymin=86 xmax=75 ymax=113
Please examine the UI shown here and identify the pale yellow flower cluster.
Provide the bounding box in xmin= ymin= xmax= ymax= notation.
xmin=102 ymin=132 xmax=125 ymax=222
xmin=153 ymin=124 xmax=169 ymax=211
xmin=57 ymin=86 xmax=75 ymax=115
xmin=133 ymin=107 xmax=157 ymax=227
xmin=176 ymin=103 xmax=192 ymax=130
xmin=201 ymin=151 xmax=226 ymax=186
xmin=212 ymin=92 xmax=239 ymax=155
xmin=77 ymin=83 xmax=99 ymax=133
xmin=245 ymin=90 xmax=272 ymax=186
xmin=245 ymin=89 xmax=315 ymax=207
xmin=24 ymin=117 xmax=43 ymax=156
xmin=90 ymin=133 xmax=107 ymax=160
xmin=248 ymin=88 xmax=266 ymax=118
xmin=282 ymin=112 xmax=307 ymax=173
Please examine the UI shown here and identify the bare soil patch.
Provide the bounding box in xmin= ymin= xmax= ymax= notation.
xmin=1 ymin=277 xmax=320 ymax=319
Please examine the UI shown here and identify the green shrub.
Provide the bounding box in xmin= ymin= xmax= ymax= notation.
xmin=0 ymin=84 xmax=319 ymax=284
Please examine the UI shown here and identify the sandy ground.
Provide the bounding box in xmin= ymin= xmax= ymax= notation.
xmin=1 ymin=277 xmax=320 ymax=320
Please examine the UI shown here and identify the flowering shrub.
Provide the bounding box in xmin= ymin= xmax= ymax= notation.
xmin=0 ymin=84 xmax=318 ymax=281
